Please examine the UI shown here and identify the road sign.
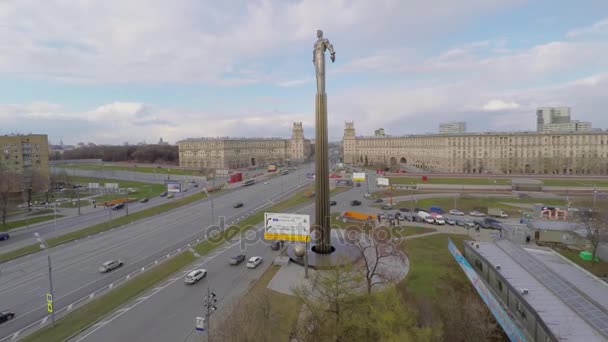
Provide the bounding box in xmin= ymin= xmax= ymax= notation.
xmin=264 ymin=213 xmax=310 ymax=242
xmin=47 ymin=303 xmax=53 ymax=313
xmin=377 ymin=177 xmax=389 ymax=186
xmin=195 ymin=317 xmax=205 ymax=332
xmin=353 ymin=172 xmax=366 ymax=181
xmin=46 ymin=293 xmax=53 ymax=302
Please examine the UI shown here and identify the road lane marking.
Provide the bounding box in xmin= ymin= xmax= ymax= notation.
xmin=89 ymin=293 xmax=95 ymax=300
xmin=11 ymin=332 xmax=19 ymax=340
xmin=67 ymin=304 xmax=73 ymax=311
xmin=24 ymin=286 xmax=40 ymax=294
xmin=40 ymin=317 xmax=47 ymax=325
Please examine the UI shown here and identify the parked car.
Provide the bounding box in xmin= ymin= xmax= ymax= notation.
xmin=193 ymin=183 xmax=199 ymax=187
xmin=469 ymin=210 xmax=486 ymax=217
xmin=167 ymin=194 xmax=175 ymax=198
xmin=429 ymin=206 xmax=444 ymax=214
xmin=229 ymin=254 xmax=246 ymax=265
xmin=374 ymin=198 xmax=383 ymax=203
xmin=381 ymin=204 xmax=393 ymax=210
xmin=247 ymin=256 xmax=263 ymax=269
xmin=449 ymin=209 xmax=465 ymax=216
xmin=160 ymin=191 xmax=168 ymax=197
xmin=377 ymin=212 xmax=386 ymax=219
xmin=139 ymin=198 xmax=149 ymax=203
xmin=0 ymin=311 xmax=15 ymax=325
xmin=414 ymin=208 xmax=425 ymax=213
xmin=329 ymin=200 xmax=337 ymax=206
xmin=99 ymin=260 xmax=123 ymax=273
xmin=184 ymin=269 xmax=207 ymax=285
xmin=233 ymin=203 xmax=244 ymax=208
xmin=398 ymin=207 xmax=410 ymax=212
xmin=457 ymin=219 xmax=475 ymax=228
xmin=350 ymin=200 xmax=362 ymax=206
xmin=0 ymin=232 xmax=9 ymax=241
xmin=476 ymin=218 xmax=503 ymax=230
xmin=445 ymin=218 xmax=456 ymax=226
xmin=387 ymin=213 xmax=394 ymax=220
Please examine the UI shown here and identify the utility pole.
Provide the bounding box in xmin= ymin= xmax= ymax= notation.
xmin=211 ymin=175 xmax=215 ymax=227
xmin=77 ymin=185 xmax=81 ymax=216
xmin=593 ymin=186 xmax=597 ymax=209
xmin=203 ymin=286 xmax=217 ymax=341
xmin=125 ymin=188 xmax=129 ymax=216
xmin=35 ymin=233 xmax=55 ymax=326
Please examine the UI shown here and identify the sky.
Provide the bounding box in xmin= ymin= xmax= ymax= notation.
xmin=1 ymin=0 xmax=608 ymax=145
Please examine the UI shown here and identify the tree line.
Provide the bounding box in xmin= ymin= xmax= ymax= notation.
xmin=54 ymin=144 xmax=179 ymax=164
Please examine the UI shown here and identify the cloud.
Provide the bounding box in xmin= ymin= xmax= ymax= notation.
xmin=482 ymin=99 xmax=520 ymax=111
xmin=566 ymin=17 xmax=608 ymax=38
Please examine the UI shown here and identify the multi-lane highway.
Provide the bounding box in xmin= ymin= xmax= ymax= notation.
xmin=69 ymin=182 xmax=367 ymax=342
xmin=0 ymin=165 xmax=313 ymax=340
xmin=0 ymin=182 xmax=208 ymax=254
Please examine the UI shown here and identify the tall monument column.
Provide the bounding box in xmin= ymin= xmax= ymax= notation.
xmin=312 ymin=29 xmax=335 ymax=254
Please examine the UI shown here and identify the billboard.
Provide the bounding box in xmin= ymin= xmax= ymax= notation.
xmin=264 ymin=212 xmax=310 ymax=242
xmin=377 ymin=177 xmax=389 ymax=186
xmin=448 ymin=239 xmax=527 ymax=342
xmin=353 ymin=172 xmax=366 ymax=181
xmin=167 ymin=182 xmax=181 ymax=193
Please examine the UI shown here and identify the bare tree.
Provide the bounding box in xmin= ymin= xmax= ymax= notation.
xmin=578 ymin=209 xmax=608 ymax=267
xmin=22 ymin=169 xmax=49 ymax=208
xmin=347 ymin=225 xmax=407 ymax=294
xmin=0 ymin=168 xmax=20 ymax=225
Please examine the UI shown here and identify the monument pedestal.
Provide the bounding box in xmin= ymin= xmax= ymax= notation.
xmin=288 ymin=230 xmax=361 ymax=269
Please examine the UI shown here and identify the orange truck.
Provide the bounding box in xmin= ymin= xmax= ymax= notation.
xmin=101 ymin=198 xmax=130 ymax=207
xmin=340 ymin=211 xmax=377 ymax=221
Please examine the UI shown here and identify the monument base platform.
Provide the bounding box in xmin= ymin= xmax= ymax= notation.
xmin=287 ymin=230 xmax=361 ymax=269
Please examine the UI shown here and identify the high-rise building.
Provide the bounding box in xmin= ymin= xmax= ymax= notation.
xmin=542 ymin=121 xmax=592 ymax=133
xmin=536 ymin=107 xmax=572 ymax=132
xmin=0 ymin=134 xmax=50 ymax=181
xmin=439 ymin=122 xmax=467 ymax=134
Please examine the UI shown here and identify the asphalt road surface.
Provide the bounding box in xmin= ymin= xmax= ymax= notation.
xmin=69 ymin=184 xmax=364 ymax=342
xmin=0 ymin=165 xmax=313 ymax=341
xmin=0 ymin=183 xmax=208 ymax=254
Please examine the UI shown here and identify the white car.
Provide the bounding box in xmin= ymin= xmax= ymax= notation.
xmin=449 ymin=209 xmax=465 ymax=216
xmin=469 ymin=211 xmax=486 ymax=217
xmin=263 ymin=181 xmax=269 ymax=185
xmin=247 ymin=256 xmax=263 ymax=269
xmin=184 ymin=269 xmax=207 ymax=285
xmin=99 ymin=260 xmax=123 ymax=273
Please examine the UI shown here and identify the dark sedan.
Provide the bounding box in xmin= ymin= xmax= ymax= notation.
xmin=0 ymin=311 xmax=15 ymax=325
xmin=350 ymin=200 xmax=362 ymax=206
xmin=233 ymin=203 xmax=244 ymax=208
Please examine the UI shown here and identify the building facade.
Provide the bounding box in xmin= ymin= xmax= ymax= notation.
xmin=536 ymin=107 xmax=591 ymax=133
xmin=0 ymin=134 xmax=50 ymax=190
xmin=178 ymin=122 xmax=312 ymax=170
xmin=542 ymin=121 xmax=591 ymax=133
xmin=439 ymin=121 xmax=466 ymax=134
xmin=342 ymin=122 xmax=608 ymax=175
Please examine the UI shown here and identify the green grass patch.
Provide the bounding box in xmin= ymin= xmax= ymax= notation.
xmin=1 ymin=215 xmax=64 ymax=232
xmin=0 ymin=192 xmax=207 ymax=263
xmin=552 ymin=246 xmax=608 ymax=278
xmin=22 ymin=252 xmax=197 ymax=342
xmin=388 ymin=177 xmax=512 ymax=186
xmin=398 ymin=234 xmax=468 ymax=299
xmin=67 ymin=176 xmax=166 ymax=201
xmin=394 ymin=226 xmax=437 ymax=237
xmin=542 ymin=179 xmax=608 ymax=187
xmin=57 ymin=164 xmax=207 ymax=176
xmin=56 ymin=200 xmax=91 ymax=208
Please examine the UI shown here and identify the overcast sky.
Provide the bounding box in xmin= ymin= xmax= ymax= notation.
xmin=1 ymin=0 xmax=608 ymax=145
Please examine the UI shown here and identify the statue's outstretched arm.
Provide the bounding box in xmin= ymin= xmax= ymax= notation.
xmin=326 ymin=40 xmax=336 ymax=62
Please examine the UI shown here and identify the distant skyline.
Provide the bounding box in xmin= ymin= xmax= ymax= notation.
xmin=1 ymin=0 xmax=608 ymax=145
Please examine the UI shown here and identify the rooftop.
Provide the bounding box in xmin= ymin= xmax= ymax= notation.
xmin=352 ymin=129 xmax=607 ymax=139
xmin=470 ymin=239 xmax=608 ymax=341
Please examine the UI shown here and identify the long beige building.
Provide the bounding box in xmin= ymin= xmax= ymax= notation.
xmin=342 ymin=122 xmax=608 ymax=175
xmin=178 ymin=122 xmax=312 ymax=170
xmin=0 ymin=134 xmax=50 ymax=180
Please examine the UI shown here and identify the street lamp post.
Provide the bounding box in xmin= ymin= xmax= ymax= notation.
xmin=203 ymin=285 xmax=217 ymax=341
xmin=35 ymin=233 xmax=55 ymax=326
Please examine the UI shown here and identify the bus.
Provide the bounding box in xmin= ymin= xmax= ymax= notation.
xmin=242 ymin=179 xmax=255 ymax=186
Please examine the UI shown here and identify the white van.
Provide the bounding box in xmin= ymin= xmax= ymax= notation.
xmin=417 ymin=211 xmax=434 ymax=224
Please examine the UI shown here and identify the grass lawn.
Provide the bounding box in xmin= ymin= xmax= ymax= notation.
xmin=56 ymin=200 xmax=91 ymax=208
xmin=552 ymin=246 xmax=608 ymax=278
xmin=389 ymin=196 xmax=568 ymax=216
xmin=393 ymin=226 xmax=437 ymax=237
xmin=1 ymin=215 xmax=64 ymax=231
xmin=542 ymin=179 xmax=608 ymax=187
xmin=216 ymin=265 xmax=300 ymax=341
xmin=57 ymin=164 xmax=207 ymax=176
xmin=388 ymin=177 xmax=512 ymax=186
xmin=67 ymin=176 xmax=166 ymax=201
xmin=398 ymin=233 xmax=469 ymax=300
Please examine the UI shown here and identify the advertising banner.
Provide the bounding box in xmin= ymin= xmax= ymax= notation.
xmin=377 ymin=177 xmax=389 ymax=186
xmin=264 ymin=212 xmax=310 ymax=242
xmin=353 ymin=172 xmax=366 ymax=181
xmin=167 ymin=182 xmax=181 ymax=193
